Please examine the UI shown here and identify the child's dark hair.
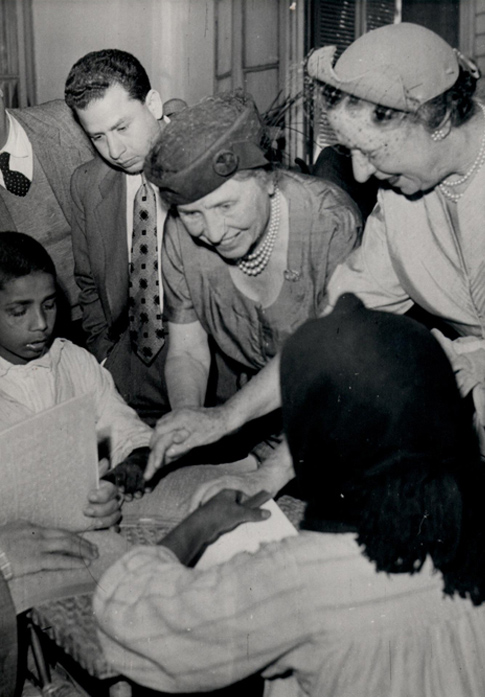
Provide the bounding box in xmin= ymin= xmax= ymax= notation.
xmin=0 ymin=232 xmax=56 ymax=289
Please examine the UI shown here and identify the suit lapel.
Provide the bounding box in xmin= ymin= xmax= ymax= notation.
xmin=12 ymin=105 xmax=94 ymax=220
xmin=95 ymin=168 xmax=129 ymax=323
xmin=0 ymin=195 xmax=16 ymax=230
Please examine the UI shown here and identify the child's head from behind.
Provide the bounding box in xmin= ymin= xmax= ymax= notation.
xmin=0 ymin=232 xmax=57 ymax=364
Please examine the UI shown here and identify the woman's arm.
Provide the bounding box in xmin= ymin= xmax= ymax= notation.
xmin=165 ymin=320 xmax=212 ymax=409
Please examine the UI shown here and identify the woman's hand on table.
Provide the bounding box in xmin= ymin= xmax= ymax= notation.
xmin=188 ymin=470 xmax=273 ymax=513
xmin=145 ymin=406 xmax=232 ymax=481
xmin=188 ymin=440 xmax=296 ymax=512
xmin=83 ymin=458 xmax=123 ymax=529
xmin=0 ymin=521 xmax=99 ymax=578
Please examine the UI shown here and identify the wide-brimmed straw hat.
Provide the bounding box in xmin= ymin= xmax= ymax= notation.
xmin=307 ymin=22 xmax=460 ymax=112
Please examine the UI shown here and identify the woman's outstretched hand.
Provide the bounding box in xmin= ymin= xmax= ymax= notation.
xmin=145 ymin=406 xmax=232 ymax=481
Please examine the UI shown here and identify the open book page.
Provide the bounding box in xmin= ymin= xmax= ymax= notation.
xmin=197 ymin=499 xmax=298 ymax=569
xmin=0 ymin=393 xmax=99 ymax=533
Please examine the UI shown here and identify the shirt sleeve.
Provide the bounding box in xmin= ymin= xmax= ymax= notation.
xmin=63 ymin=342 xmax=151 ymax=465
xmin=162 ymin=216 xmax=199 ymax=324
xmin=325 ymin=197 xmax=414 ymax=315
xmin=93 ymin=535 xmax=327 ymax=693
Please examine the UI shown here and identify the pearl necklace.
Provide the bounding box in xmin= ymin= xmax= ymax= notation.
xmin=438 ymin=103 xmax=485 ymax=203
xmin=237 ymin=187 xmax=281 ymax=276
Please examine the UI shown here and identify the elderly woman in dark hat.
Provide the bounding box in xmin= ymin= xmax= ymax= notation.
xmin=143 ymin=91 xmax=361 ymax=500
xmin=95 ymin=295 xmax=485 ymax=696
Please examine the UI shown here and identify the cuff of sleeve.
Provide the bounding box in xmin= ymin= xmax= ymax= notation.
xmin=0 ymin=550 xmax=13 ymax=581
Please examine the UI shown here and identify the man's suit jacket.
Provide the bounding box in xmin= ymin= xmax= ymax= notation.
xmin=71 ymin=158 xmax=130 ymax=361
xmin=0 ymin=575 xmax=17 ymax=697
xmin=0 ymin=100 xmax=94 ymax=314
xmin=0 ymin=100 xmax=94 ymax=229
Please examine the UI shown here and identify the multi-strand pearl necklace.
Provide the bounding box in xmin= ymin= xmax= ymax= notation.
xmin=438 ymin=102 xmax=485 ymax=203
xmin=237 ymin=187 xmax=281 ymax=276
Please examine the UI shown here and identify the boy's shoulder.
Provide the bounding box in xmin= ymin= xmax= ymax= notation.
xmin=50 ymin=338 xmax=98 ymax=366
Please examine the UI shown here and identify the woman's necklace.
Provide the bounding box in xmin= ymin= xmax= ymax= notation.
xmin=438 ymin=103 xmax=485 ymax=203
xmin=237 ymin=187 xmax=281 ymax=276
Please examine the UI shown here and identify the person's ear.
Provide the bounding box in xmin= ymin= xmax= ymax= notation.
xmin=145 ymin=90 xmax=163 ymax=120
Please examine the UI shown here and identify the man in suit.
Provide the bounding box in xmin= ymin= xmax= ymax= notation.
xmin=65 ymin=50 xmax=170 ymax=424
xmin=0 ymin=92 xmax=94 ymax=336
xmin=0 ymin=573 xmax=16 ymax=697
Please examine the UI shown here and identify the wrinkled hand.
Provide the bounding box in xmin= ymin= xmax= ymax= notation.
xmin=102 ymin=447 xmax=151 ymax=500
xmin=0 ymin=520 xmax=98 ymax=578
xmin=146 ymin=406 xmax=231 ymax=481
xmin=189 ymin=470 xmax=272 ymax=513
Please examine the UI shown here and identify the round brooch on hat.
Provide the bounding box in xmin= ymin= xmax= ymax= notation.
xmin=213 ymin=150 xmax=239 ymax=177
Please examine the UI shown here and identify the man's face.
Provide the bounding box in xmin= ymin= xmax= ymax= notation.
xmin=76 ymin=83 xmax=163 ymax=174
xmin=0 ymin=272 xmax=57 ymax=365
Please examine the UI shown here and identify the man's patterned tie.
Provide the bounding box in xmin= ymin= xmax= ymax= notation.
xmin=129 ymin=179 xmax=165 ymax=364
xmin=0 ymin=152 xmax=30 ymax=196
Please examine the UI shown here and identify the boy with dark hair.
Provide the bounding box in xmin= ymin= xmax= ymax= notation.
xmin=65 ymin=49 xmax=170 ymax=425
xmin=0 ymin=231 xmax=152 ymax=502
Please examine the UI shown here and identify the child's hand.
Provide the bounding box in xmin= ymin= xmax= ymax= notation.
xmin=159 ymin=489 xmax=272 ymax=566
xmin=102 ymin=447 xmax=151 ymax=501
xmin=192 ymin=489 xmax=272 ymax=546
xmin=84 ymin=480 xmax=122 ymax=529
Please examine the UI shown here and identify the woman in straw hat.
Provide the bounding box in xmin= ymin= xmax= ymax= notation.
xmin=307 ymin=22 xmax=485 ymax=450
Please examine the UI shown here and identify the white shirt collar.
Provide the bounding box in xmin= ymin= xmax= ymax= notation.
xmin=0 ymin=112 xmax=33 ymax=184
xmin=0 ymin=338 xmax=64 ymax=377
xmin=2 ymin=112 xmax=31 ymax=159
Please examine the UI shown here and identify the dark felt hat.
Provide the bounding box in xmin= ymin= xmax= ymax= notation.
xmin=145 ymin=90 xmax=269 ymax=206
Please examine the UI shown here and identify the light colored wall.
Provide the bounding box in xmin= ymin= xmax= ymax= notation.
xmin=32 ymin=0 xmax=215 ymax=107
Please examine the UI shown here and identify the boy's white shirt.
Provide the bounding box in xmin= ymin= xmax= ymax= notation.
xmin=0 ymin=337 xmax=151 ymax=465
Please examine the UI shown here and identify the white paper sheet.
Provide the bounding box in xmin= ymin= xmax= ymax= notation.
xmin=0 ymin=393 xmax=99 ymax=532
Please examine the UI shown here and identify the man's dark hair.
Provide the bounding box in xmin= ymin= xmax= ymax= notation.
xmin=0 ymin=232 xmax=56 ymax=289
xmin=65 ymin=49 xmax=151 ymax=110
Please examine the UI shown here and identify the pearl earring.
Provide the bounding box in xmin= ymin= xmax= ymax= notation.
xmin=431 ymin=129 xmax=446 ymax=142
